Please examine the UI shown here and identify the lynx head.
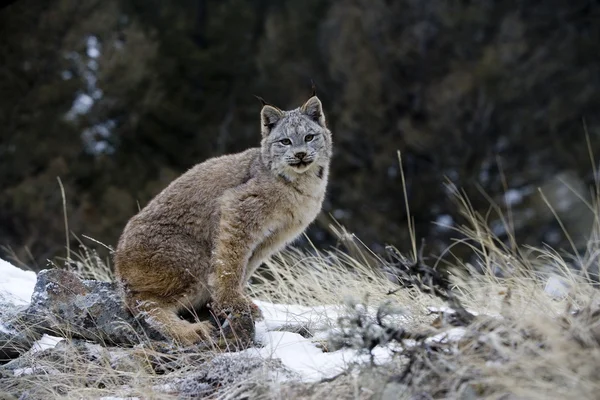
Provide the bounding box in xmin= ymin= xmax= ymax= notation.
xmin=260 ymin=96 xmax=332 ymax=179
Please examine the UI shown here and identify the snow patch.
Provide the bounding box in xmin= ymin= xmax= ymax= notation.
xmin=504 ymin=189 xmax=523 ymax=206
xmin=31 ymin=334 xmax=64 ymax=353
xmin=13 ymin=367 xmax=35 ymax=377
xmin=545 ymin=275 xmax=570 ymax=299
xmin=247 ymin=301 xmax=397 ymax=382
xmin=254 ymin=300 xmax=338 ymax=332
xmin=86 ymin=36 xmax=101 ymax=59
xmin=0 ymin=322 xmax=13 ymax=334
xmin=434 ymin=214 xmax=454 ymax=231
xmin=427 ymin=327 xmax=467 ymax=344
xmin=0 ymin=258 xmax=36 ymax=306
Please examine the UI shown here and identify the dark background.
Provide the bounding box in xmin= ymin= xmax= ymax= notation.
xmin=1 ymin=0 xmax=599 ymax=270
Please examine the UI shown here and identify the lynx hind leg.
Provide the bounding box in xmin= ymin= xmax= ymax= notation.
xmin=135 ymin=299 xmax=214 ymax=346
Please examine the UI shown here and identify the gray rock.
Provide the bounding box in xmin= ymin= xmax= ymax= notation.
xmin=0 ymin=298 xmax=41 ymax=364
xmin=1 ymin=337 xmax=151 ymax=377
xmin=0 ymin=329 xmax=40 ymax=365
xmin=178 ymin=354 xmax=287 ymax=398
xmin=21 ymin=269 xmax=165 ymax=345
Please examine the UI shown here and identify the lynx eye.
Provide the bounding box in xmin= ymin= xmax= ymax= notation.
xmin=280 ymin=138 xmax=292 ymax=145
xmin=304 ymin=134 xmax=315 ymax=142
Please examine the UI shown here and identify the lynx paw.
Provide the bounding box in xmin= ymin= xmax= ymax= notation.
xmin=210 ymin=297 xmax=258 ymax=349
xmin=168 ymin=320 xmax=214 ymax=347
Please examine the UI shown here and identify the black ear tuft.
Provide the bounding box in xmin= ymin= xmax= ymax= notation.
xmin=254 ymin=95 xmax=270 ymax=107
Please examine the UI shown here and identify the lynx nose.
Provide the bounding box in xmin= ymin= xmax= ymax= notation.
xmin=295 ymin=151 xmax=307 ymax=160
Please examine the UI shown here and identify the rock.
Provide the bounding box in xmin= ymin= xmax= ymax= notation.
xmin=0 ymin=298 xmax=41 ymax=364
xmin=21 ymin=269 xmax=165 ymax=345
xmin=177 ymin=354 xmax=288 ymax=398
xmin=0 ymin=329 xmax=40 ymax=365
xmin=1 ymin=338 xmax=151 ymax=377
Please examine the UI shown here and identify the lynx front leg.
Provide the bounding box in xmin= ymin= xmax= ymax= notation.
xmin=210 ymin=185 xmax=278 ymax=345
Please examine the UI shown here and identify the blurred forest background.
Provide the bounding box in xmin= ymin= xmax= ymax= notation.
xmin=1 ymin=0 xmax=599 ymax=271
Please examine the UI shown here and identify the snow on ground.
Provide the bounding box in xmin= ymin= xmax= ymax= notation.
xmin=250 ymin=300 xmax=396 ymax=382
xmin=249 ymin=326 xmax=394 ymax=382
xmin=544 ymin=275 xmax=570 ymax=299
xmin=254 ymin=300 xmax=338 ymax=333
xmin=31 ymin=334 xmax=64 ymax=353
xmin=0 ymin=259 xmax=64 ymax=349
xmin=0 ymin=258 xmax=37 ymax=306
xmin=427 ymin=327 xmax=467 ymax=344
xmin=0 ymin=258 xmax=39 ymax=334
xmin=13 ymin=367 xmax=35 ymax=377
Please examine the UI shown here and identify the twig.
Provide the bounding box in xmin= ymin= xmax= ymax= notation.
xmin=57 ymin=177 xmax=70 ymax=259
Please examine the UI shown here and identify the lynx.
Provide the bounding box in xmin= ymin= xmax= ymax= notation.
xmin=114 ymin=94 xmax=332 ymax=346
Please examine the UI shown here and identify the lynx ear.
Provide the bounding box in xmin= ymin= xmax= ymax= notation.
xmin=301 ymin=96 xmax=326 ymax=127
xmin=261 ymin=105 xmax=284 ymax=137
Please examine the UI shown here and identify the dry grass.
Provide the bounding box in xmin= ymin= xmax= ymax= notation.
xmin=413 ymin=188 xmax=600 ymax=400
xmin=2 ymin=174 xmax=600 ymax=399
xmin=250 ymin=245 xmax=444 ymax=331
xmin=4 ymin=215 xmax=599 ymax=399
xmin=333 ymin=174 xmax=600 ymax=400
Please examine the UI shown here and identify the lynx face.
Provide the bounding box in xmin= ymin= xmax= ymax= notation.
xmin=260 ymin=97 xmax=332 ymax=177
